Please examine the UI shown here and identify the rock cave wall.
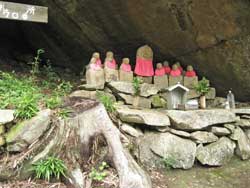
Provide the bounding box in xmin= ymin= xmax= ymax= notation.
xmin=1 ymin=0 xmax=250 ymax=100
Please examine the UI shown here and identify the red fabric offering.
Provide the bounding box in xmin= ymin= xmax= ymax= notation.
xmin=164 ymin=66 xmax=171 ymax=74
xmin=121 ymin=63 xmax=132 ymax=72
xmin=185 ymin=70 xmax=197 ymax=77
xmin=90 ymin=63 xmax=101 ymax=71
xmin=106 ymin=59 xmax=117 ymax=69
xmin=134 ymin=57 xmax=154 ymax=76
xmin=155 ymin=68 xmax=166 ymax=76
xmin=96 ymin=59 xmax=102 ymax=67
xmin=170 ymin=69 xmax=181 ymax=77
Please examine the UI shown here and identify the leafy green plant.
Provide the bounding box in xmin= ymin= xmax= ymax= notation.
xmin=56 ymin=81 xmax=73 ymax=95
xmin=163 ymin=156 xmax=177 ymax=170
xmin=30 ymin=48 xmax=45 ymax=76
xmin=57 ymin=108 xmax=72 ymax=119
xmin=14 ymin=93 xmax=40 ymax=119
xmin=43 ymin=61 xmax=60 ymax=83
xmin=33 ymin=156 xmax=67 ymax=182
xmin=132 ymin=77 xmax=143 ymax=96
xmin=89 ymin=162 xmax=108 ymax=181
xmin=195 ymin=77 xmax=210 ymax=96
xmin=0 ymin=71 xmax=41 ymax=119
xmin=96 ymin=92 xmax=116 ymax=113
xmin=45 ymin=95 xmax=62 ymax=109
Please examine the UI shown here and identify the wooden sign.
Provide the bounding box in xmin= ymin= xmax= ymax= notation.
xmin=0 ymin=1 xmax=48 ymax=23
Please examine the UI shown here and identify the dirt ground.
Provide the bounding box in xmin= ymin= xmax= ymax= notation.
xmin=151 ymin=157 xmax=250 ymax=188
xmin=1 ymin=157 xmax=250 ymax=188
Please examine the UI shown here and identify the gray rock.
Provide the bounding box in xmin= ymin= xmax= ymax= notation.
xmin=108 ymin=81 xmax=135 ymax=95
xmin=235 ymin=119 xmax=250 ymax=128
xmin=166 ymin=109 xmax=237 ymax=131
xmin=207 ymin=97 xmax=227 ymax=109
xmin=230 ymin=127 xmax=250 ymax=160
xmin=211 ymin=127 xmax=231 ymax=136
xmin=232 ymin=109 xmax=250 ymax=115
xmin=0 ymin=136 xmax=5 ymax=146
xmin=0 ymin=110 xmax=15 ymax=124
xmin=121 ymin=123 xmax=143 ymax=138
xmin=151 ymin=95 xmax=167 ymax=108
xmin=169 ymin=129 xmax=191 ymax=138
xmin=191 ymin=131 xmax=219 ymax=144
xmin=118 ymin=93 xmax=151 ymax=109
xmin=117 ymin=107 xmax=170 ymax=127
xmin=196 ymin=137 xmax=236 ymax=166
xmin=70 ymin=90 xmax=97 ymax=100
xmin=245 ymin=129 xmax=250 ymax=140
xmin=6 ymin=109 xmax=52 ymax=152
xmin=148 ymin=132 xmax=196 ymax=169
xmin=139 ymin=83 xmax=159 ymax=97
xmin=224 ymin=124 xmax=236 ymax=133
xmin=70 ymin=90 xmax=116 ymax=102
xmin=241 ymin=115 xmax=250 ymax=119
xmin=205 ymin=87 xmax=216 ymax=100
xmin=0 ymin=125 xmax=5 ymax=135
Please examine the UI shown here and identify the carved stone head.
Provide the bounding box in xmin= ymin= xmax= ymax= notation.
xmin=163 ymin=61 xmax=169 ymax=67
xmin=136 ymin=45 xmax=153 ymax=60
xmin=122 ymin=58 xmax=130 ymax=64
xmin=187 ymin=65 xmax=194 ymax=71
xmin=106 ymin=51 xmax=114 ymax=59
xmin=92 ymin=52 xmax=100 ymax=59
xmin=172 ymin=64 xmax=178 ymax=70
xmin=156 ymin=63 xmax=163 ymax=69
xmin=176 ymin=62 xmax=181 ymax=67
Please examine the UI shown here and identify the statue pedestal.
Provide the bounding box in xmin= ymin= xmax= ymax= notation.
xmin=104 ymin=67 xmax=119 ymax=82
xmin=86 ymin=69 xmax=105 ymax=89
xmin=137 ymin=76 xmax=153 ymax=84
xmin=184 ymin=76 xmax=198 ymax=89
xmin=119 ymin=70 xmax=133 ymax=82
xmin=154 ymin=75 xmax=169 ymax=89
xmin=169 ymin=76 xmax=183 ymax=86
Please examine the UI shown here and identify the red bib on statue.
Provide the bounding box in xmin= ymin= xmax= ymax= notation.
xmin=135 ymin=58 xmax=154 ymax=76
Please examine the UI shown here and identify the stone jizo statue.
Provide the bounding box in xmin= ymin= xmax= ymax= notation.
xmin=155 ymin=63 xmax=165 ymax=76
xmin=92 ymin=52 xmax=102 ymax=67
xmin=86 ymin=57 xmax=105 ymax=89
xmin=185 ymin=65 xmax=197 ymax=77
xmin=89 ymin=57 xmax=102 ymax=71
xmin=120 ymin=58 xmax=132 ymax=72
xmin=119 ymin=58 xmax=133 ymax=82
xmin=163 ymin=61 xmax=171 ymax=75
xmin=134 ymin=45 xmax=154 ymax=77
xmin=104 ymin=51 xmax=119 ymax=82
xmin=176 ymin=62 xmax=183 ymax=73
xmin=170 ymin=64 xmax=182 ymax=77
xmin=105 ymin=51 xmax=117 ymax=70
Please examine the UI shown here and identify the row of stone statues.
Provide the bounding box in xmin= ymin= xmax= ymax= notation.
xmin=85 ymin=45 xmax=198 ymax=89
xmin=88 ymin=51 xmax=197 ymax=77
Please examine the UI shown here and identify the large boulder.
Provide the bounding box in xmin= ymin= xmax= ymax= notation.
xmin=196 ymin=137 xmax=236 ymax=166
xmin=5 ymin=109 xmax=52 ymax=152
xmin=230 ymin=126 xmax=250 ymax=160
xmin=139 ymin=132 xmax=196 ymax=169
xmin=117 ymin=107 xmax=170 ymax=127
xmin=166 ymin=109 xmax=237 ymax=131
xmin=0 ymin=110 xmax=15 ymax=125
